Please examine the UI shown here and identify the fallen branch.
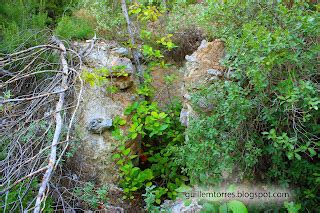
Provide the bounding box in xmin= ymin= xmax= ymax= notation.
xmin=33 ymin=37 xmax=69 ymax=213
xmin=0 ymin=89 xmax=67 ymax=104
xmin=1 ymin=44 xmax=63 ymax=59
xmin=54 ymin=67 xmax=84 ymax=170
xmin=80 ymin=34 xmax=97 ymax=57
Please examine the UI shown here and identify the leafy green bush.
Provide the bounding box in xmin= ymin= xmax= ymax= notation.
xmin=159 ymin=3 xmax=208 ymax=62
xmin=0 ymin=3 xmax=51 ymax=53
xmin=0 ymin=0 xmax=79 ymax=53
xmin=0 ymin=178 xmax=53 ymax=212
xmin=112 ymin=100 xmax=185 ymax=201
xmin=77 ymin=0 xmax=125 ymax=39
xmin=54 ymin=16 xmax=94 ymax=40
xmin=176 ymin=1 xmax=319 ymax=211
xmin=165 ymin=3 xmax=207 ymax=34
xmin=74 ymin=182 xmax=109 ymax=209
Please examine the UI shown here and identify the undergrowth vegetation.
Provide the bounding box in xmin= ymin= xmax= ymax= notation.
xmin=1 ymin=0 xmax=319 ymax=212
xmin=110 ymin=4 xmax=187 ymax=205
xmin=175 ymin=1 xmax=319 ymax=211
xmin=54 ymin=15 xmax=95 ymax=40
xmin=0 ymin=2 xmax=50 ymax=53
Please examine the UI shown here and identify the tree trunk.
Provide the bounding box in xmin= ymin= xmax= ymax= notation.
xmin=120 ymin=0 xmax=144 ymax=85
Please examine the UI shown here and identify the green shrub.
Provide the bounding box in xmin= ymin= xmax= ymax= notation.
xmin=176 ymin=81 xmax=262 ymax=185
xmin=175 ymin=1 xmax=319 ymax=211
xmin=74 ymin=182 xmax=109 ymax=209
xmin=0 ymin=0 xmax=79 ymax=53
xmin=0 ymin=178 xmax=53 ymax=212
xmin=157 ymin=3 xmax=208 ymax=62
xmin=54 ymin=16 xmax=94 ymax=40
xmin=0 ymin=3 xmax=51 ymax=53
xmin=112 ymin=100 xmax=185 ymax=201
xmin=77 ymin=0 xmax=125 ymax=40
xmin=165 ymin=3 xmax=207 ymax=34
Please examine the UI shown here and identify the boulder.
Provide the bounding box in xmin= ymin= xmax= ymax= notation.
xmin=111 ymin=47 xmax=129 ymax=56
xmin=107 ymin=56 xmax=134 ymax=76
xmin=207 ymin=68 xmax=223 ymax=77
xmin=87 ymin=118 xmax=113 ymax=134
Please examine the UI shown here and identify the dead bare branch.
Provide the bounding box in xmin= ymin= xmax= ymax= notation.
xmin=33 ymin=36 xmax=69 ymax=213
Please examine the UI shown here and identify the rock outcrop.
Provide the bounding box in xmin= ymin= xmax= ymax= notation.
xmin=68 ymin=41 xmax=137 ymax=184
xmin=180 ymin=40 xmax=242 ymax=182
xmin=180 ymin=39 xmax=225 ymax=127
xmin=68 ymin=40 xmax=185 ymax=185
xmin=67 ymin=38 xmax=226 ymax=200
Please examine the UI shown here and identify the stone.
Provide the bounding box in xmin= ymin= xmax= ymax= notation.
xmin=183 ymin=94 xmax=191 ymax=101
xmin=161 ymin=199 xmax=202 ymax=213
xmin=87 ymin=118 xmax=113 ymax=134
xmin=196 ymin=97 xmax=214 ymax=112
xmin=197 ymin=39 xmax=208 ymax=50
xmin=85 ymin=46 xmax=109 ymax=67
xmin=180 ymin=39 xmax=243 ymax=183
xmin=111 ymin=47 xmax=129 ymax=56
xmin=114 ymin=78 xmax=134 ymax=90
xmin=130 ymin=95 xmax=137 ymax=101
xmin=68 ymin=41 xmax=137 ymax=185
xmin=108 ymin=56 xmax=134 ymax=76
xmin=185 ymin=54 xmax=197 ymax=62
xmin=180 ymin=108 xmax=189 ymax=127
xmin=181 ymin=39 xmax=224 ymax=137
xmin=208 ymin=76 xmax=220 ymax=82
xmin=76 ymin=42 xmax=134 ymax=76
xmin=207 ymin=68 xmax=223 ymax=77
xmin=181 ymin=39 xmax=225 ymax=106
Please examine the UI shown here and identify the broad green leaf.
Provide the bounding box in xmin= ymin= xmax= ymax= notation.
xmin=123 ymin=148 xmax=131 ymax=156
xmin=112 ymin=153 xmax=120 ymax=160
xmin=227 ymin=200 xmax=248 ymax=213
xmin=308 ymin=148 xmax=316 ymax=157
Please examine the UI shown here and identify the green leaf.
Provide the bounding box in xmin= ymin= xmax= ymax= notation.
xmin=119 ymin=119 xmax=127 ymax=125
xmin=131 ymin=132 xmax=138 ymax=139
xmin=227 ymin=200 xmax=248 ymax=213
xmin=287 ymin=152 xmax=293 ymax=160
xmin=308 ymin=148 xmax=316 ymax=157
xmin=151 ymin=111 xmax=158 ymax=118
xmin=117 ymin=159 xmax=124 ymax=165
xmin=156 ymin=199 xmax=161 ymax=204
xmin=119 ymin=145 xmax=125 ymax=151
xmin=181 ymin=176 xmax=189 ymax=181
xmin=284 ymin=201 xmax=301 ymax=213
xmin=202 ymin=202 xmax=218 ymax=212
xmin=175 ymin=184 xmax=192 ymax=193
xmin=219 ymin=203 xmax=228 ymax=213
xmin=160 ymin=124 xmax=169 ymax=131
xmin=129 ymin=154 xmax=138 ymax=160
xmin=123 ymin=148 xmax=131 ymax=156
xmin=294 ymin=153 xmax=301 ymax=160
xmin=112 ymin=153 xmax=120 ymax=160
xmin=131 ymin=187 xmax=138 ymax=191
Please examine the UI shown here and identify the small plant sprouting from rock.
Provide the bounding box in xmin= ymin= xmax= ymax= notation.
xmin=73 ymin=182 xmax=109 ymax=209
